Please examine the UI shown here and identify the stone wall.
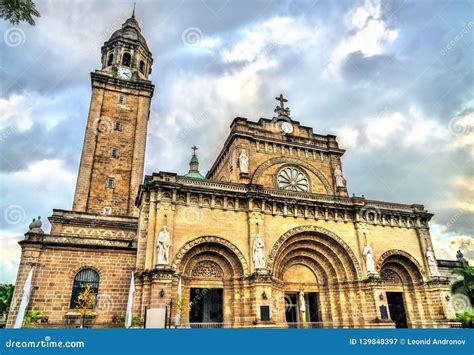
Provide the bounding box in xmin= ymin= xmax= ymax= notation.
xmin=7 ymin=239 xmax=136 ymax=328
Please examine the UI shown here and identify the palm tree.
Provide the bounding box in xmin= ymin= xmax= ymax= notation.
xmin=0 ymin=284 xmax=14 ymax=319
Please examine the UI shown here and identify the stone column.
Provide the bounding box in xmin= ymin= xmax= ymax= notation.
xmin=144 ymin=191 xmax=157 ymax=270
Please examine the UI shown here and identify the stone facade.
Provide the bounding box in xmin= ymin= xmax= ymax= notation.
xmin=7 ymin=15 xmax=459 ymax=329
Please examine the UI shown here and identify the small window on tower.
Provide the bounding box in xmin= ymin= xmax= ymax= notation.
xmin=106 ymin=177 xmax=115 ymax=188
xmin=111 ymin=147 xmax=119 ymax=158
xmin=107 ymin=53 xmax=113 ymax=66
xmin=122 ymin=52 xmax=131 ymax=67
xmin=103 ymin=207 xmax=112 ymax=215
xmin=114 ymin=120 xmax=122 ymax=131
xmin=139 ymin=60 xmax=145 ymax=74
xmin=118 ymin=95 xmax=125 ymax=104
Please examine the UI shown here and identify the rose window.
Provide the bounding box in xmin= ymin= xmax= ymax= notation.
xmin=277 ymin=167 xmax=309 ymax=192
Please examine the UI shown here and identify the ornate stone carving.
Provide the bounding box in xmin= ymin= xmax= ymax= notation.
xmin=267 ymin=225 xmax=362 ymax=279
xmin=191 ymin=261 xmax=223 ymax=278
xmin=333 ymin=165 xmax=346 ymax=188
xmin=238 ymin=151 xmax=249 ymax=174
xmin=171 ymin=236 xmax=249 ymax=274
xmin=253 ymin=233 xmax=265 ymax=269
xmin=251 ymin=157 xmax=332 ymax=194
xmin=156 ymin=225 xmax=171 ymax=265
xmin=363 ymin=244 xmax=377 ymax=276
xmin=457 ymin=250 xmax=469 ymax=267
xmin=381 ymin=269 xmax=402 ymax=284
xmin=426 ymin=247 xmax=440 ymax=277
xmin=376 ymin=249 xmax=427 ymax=280
xmin=28 ymin=216 xmax=44 ymax=234
xmin=277 ymin=166 xmax=309 ymax=192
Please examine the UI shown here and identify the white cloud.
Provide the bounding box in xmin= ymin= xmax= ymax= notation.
xmin=0 ymin=90 xmax=82 ymax=132
xmin=335 ymin=125 xmax=359 ymax=149
xmin=329 ymin=0 xmax=398 ymax=75
xmin=222 ymin=16 xmax=319 ymax=63
xmin=0 ymin=231 xmax=22 ymax=284
xmin=432 ymin=224 xmax=474 ymax=262
xmin=1 ymin=159 xmax=75 ymax=231
xmin=364 ymin=111 xmax=404 ymax=147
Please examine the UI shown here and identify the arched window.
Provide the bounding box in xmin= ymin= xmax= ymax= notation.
xmin=122 ymin=52 xmax=131 ymax=67
xmin=69 ymin=269 xmax=100 ymax=308
xmin=139 ymin=60 xmax=145 ymax=74
xmin=107 ymin=53 xmax=113 ymax=66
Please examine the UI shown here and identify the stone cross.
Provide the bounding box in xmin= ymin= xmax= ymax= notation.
xmin=275 ymin=94 xmax=288 ymax=110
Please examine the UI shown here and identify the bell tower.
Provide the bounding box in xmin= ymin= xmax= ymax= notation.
xmin=72 ymin=13 xmax=154 ymax=217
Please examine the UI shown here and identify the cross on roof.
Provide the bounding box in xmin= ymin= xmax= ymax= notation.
xmin=191 ymin=145 xmax=198 ymax=154
xmin=275 ymin=94 xmax=288 ymax=110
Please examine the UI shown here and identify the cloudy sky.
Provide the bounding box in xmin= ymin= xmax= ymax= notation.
xmin=0 ymin=0 xmax=472 ymax=284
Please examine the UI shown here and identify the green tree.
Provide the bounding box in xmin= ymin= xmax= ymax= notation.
xmin=75 ymin=284 xmax=96 ymax=328
xmin=0 ymin=284 xmax=14 ymax=318
xmin=452 ymin=266 xmax=474 ymax=303
xmin=23 ymin=310 xmax=46 ymax=328
xmin=0 ymin=0 xmax=40 ymax=26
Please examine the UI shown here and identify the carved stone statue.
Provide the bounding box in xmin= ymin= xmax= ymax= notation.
xmin=253 ymin=233 xmax=265 ymax=269
xmin=156 ymin=225 xmax=171 ymax=265
xmin=334 ymin=165 xmax=346 ymax=188
xmin=28 ymin=216 xmax=44 ymax=234
xmin=363 ymin=244 xmax=377 ymax=276
xmin=238 ymin=151 xmax=249 ymax=174
xmin=456 ymin=250 xmax=469 ymax=267
xmin=426 ymin=247 xmax=440 ymax=277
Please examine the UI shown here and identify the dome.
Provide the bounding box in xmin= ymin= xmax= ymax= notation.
xmin=106 ymin=16 xmax=150 ymax=52
xmin=184 ymin=171 xmax=205 ymax=179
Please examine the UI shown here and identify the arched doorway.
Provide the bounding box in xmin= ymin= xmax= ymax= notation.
xmin=173 ymin=237 xmax=246 ymax=327
xmin=379 ymin=251 xmax=425 ymax=328
xmin=269 ymin=226 xmax=361 ymax=327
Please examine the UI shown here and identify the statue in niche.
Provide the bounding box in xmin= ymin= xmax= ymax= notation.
xmin=156 ymin=225 xmax=171 ymax=265
xmin=334 ymin=165 xmax=346 ymax=188
xmin=426 ymin=247 xmax=440 ymax=277
xmin=363 ymin=244 xmax=377 ymax=276
xmin=238 ymin=151 xmax=249 ymax=174
xmin=253 ymin=233 xmax=265 ymax=269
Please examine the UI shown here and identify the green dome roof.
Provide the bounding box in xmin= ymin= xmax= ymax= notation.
xmin=184 ymin=171 xmax=205 ymax=179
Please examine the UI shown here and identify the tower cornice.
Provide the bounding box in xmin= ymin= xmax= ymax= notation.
xmin=91 ymin=71 xmax=154 ymax=96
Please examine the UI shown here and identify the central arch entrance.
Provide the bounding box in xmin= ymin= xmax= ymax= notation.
xmin=269 ymin=226 xmax=362 ymax=328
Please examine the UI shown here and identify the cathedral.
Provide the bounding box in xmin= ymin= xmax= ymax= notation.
xmin=8 ymin=14 xmax=458 ymax=328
